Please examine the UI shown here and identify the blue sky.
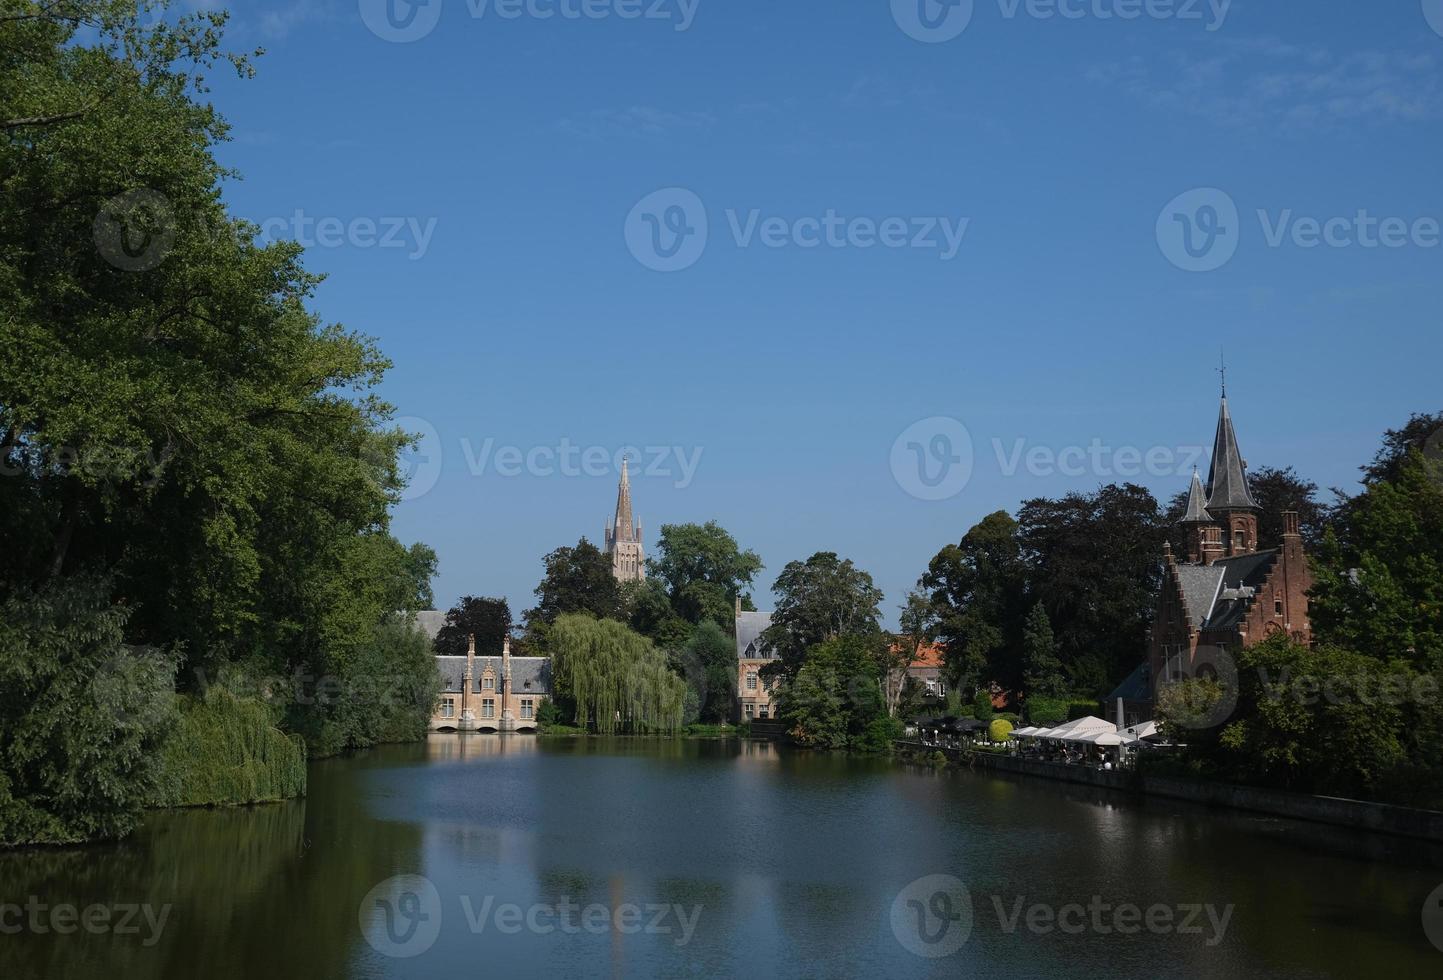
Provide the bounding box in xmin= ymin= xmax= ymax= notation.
xmin=188 ymin=0 xmax=1443 ymax=624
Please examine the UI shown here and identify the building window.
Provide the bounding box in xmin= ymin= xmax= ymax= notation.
xmin=482 ymin=698 xmax=495 ymax=719
xmin=937 ymin=679 xmax=947 ymax=696
xmin=744 ymin=703 xmax=755 ymax=719
xmin=746 ymin=671 xmax=758 ymax=691
xmin=1234 ymin=530 xmax=1246 ymax=550
xmin=925 ymin=678 xmax=937 ymax=695
xmin=441 ymin=697 xmax=455 ymax=719
xmin=521 ymin=699 xmax=534 ymax=720
xmin=483 ymin=675 xmax=495 ymax=691
xmin=1275 ymin=593 xmax=1284 ymax=615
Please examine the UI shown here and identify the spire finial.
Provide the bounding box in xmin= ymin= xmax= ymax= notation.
xmin=1217 ymin=349 xmax=1227 ymax=398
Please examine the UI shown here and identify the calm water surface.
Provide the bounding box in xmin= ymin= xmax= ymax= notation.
xmin=1 ymin=735 xmax=1440 ymax=978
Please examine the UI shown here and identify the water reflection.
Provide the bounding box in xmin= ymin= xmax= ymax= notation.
xmin=1 ymin=736 xmax=1438 ymax=979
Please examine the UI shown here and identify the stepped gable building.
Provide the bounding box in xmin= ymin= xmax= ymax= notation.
xmin=605 ymin=457 xmax=645 ymax=583
xmin=735 ymin=599 xmax=778 ymax=722
xmin=1136 ymin=389 xmax=1314 ymax=717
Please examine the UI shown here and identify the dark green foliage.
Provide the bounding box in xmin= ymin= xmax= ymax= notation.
xmin=0 ymin=4 xmax=441 ymax=835
xmin=972 ymin=689 xmax=995 ymax=721
xmin=523 ymin=539 xmax=624 ymax=644
xmin=0 ymin=579 xmax=178 ymax=845
xmin=1021 ymin=602 xmax=1066 ymax=699
xmin=154 ymin=690 xmax=306 ymax=808
xmin=761 ymin=552 xmax=884 ymax=682
xmin=672 ymin=619 xmax=737 ymax=723
xmin=434 ymin=596 xmax=512 ymax=656
xmin=1158 ymin=635 xmax=1412 ymax=800
xmin=775 ymin=636 xmax=891 ymax=751
xmin=290 ymin=618 xmax=443 ymax=758
xmin=645 ymin=521 xmax=763 ymax=629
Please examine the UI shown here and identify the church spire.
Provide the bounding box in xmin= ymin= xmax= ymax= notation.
xmin=1205 ymin=394 xmax=1260 ymax=512
xmin=612 ymin=456 xmax=636 ymax=544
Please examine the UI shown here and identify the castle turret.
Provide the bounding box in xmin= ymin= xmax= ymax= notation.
xmin=1205 ymin=391 xmax=1260 ymax=557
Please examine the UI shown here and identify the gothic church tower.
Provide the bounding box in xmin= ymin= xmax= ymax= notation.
xmin=604 ymin=458 xmax=644 ymax=582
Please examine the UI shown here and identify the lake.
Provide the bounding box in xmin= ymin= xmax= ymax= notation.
xmin=1 ymin=735 xmax=1439 ymax=978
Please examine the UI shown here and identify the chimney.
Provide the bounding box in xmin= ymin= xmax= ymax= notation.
xmin=734 ymin=595 xmax=743 ymax=622
xmin=1282 ymin=510 xmax=1301 ymax=538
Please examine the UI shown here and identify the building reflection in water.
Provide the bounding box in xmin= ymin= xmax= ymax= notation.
xmin=426 ymin=731 xmax=542 ymax=763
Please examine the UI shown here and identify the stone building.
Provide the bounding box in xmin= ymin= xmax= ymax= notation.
xmin=604 ymin=457 xmax=644 ymax=583
xmin=430 ymin=635 xmax=552 ymax=733
xmin=735 ymin=599 xmax=778 ymax=722
xmin=1118 ymin=390 xmax=1314 ymax=722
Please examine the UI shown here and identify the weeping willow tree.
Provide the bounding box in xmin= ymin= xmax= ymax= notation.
xmin=548 ymin=614 xmax=686 ymax=735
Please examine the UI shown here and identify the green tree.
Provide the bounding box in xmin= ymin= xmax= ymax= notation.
xmin=774 ymin=635 xmax=890 ymax=751
xmin=625 ymin=578 xmax=693 ymax=650
xmin=0 ymin=578 xmax=178 ymax=845
xmin=1021 ymin=602 xmax=1066 ymax=699
xmin=546 ymin=614 xmax=685 ymax=734
xmin=760 ymin=552 xmax=884 ymax=681
xmin=673 ymin=619 xmax=737 ymax=723
xmin=434 ymin=596 xmax=512 ymax=656
xmin=523 ymin=539 xmax=623 ymax=645
xmin=646 ymin=521 xmax=763 ymax=628
xmin=0 ymin=2 xmax=439 ymax=773
xmin=1017 ymin=484 xmax=1165 ymax=695
xmin=921 ymin=511 xmax=1027 ymax=698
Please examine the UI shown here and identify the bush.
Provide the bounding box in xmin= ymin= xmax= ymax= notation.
xmin=154 ymin=690 xmax=306 ymax=808
xmin=0 ymin=579 xmax=179 ymax=846
xmin=856 ymin=715 xmax=904 ymax=753
xmin=988 ymin=719 xmax=1014 ymax=742
xmin=1025 ymin=697 xmax=1067 ymax=726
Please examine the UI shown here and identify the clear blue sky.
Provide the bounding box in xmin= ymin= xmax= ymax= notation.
xmin=192 ymin=0 xmax=1443 ymax=624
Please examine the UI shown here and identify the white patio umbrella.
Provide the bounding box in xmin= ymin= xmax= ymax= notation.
xmin=1119 ymin=721 xmax=1159 ymax=743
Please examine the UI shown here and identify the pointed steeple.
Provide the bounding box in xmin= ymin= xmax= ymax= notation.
xmin=1205 ymin=395 xmax=1260 ymax=512
xmin=612 ymin=457 xmax=636 ymax=544
xmin=1180 ymin=468 xmax=1213 ymax=524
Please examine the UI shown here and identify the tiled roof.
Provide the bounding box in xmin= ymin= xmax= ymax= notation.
xmin=1206 ymin=397 xmax=1261 ymax=512
xmin=435 ymin=656 xmax=552 ymax=695
xmin=735 ymin=611 xmax=776 ymax=661
xmin=897 ymin=641 xmax=945 ymax=669
xmin=407 ymin=610 xmax=447 ymax=642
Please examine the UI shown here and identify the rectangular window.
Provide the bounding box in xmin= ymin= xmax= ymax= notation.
xmin=937 ymin=680 xmax=947 ymax=696
xmin=521 ymin=699 xmax=534 ymax=720
xmin=1275 ymin=594 xmax=1284 ymax=615
xmin=441 ymin=698 xmax=455 ymax=719
xmin=482 ymin=698 xmax=495 ymax=719
xmin=925 ymin=678 xmax=937 ymax=695
xmin=746 ymin=672 xmax=758 ymax=691
xmin=744 ymin=703 xmax=755 ymax=718
xmin=483 ymin=676 xmax=495 ymax=690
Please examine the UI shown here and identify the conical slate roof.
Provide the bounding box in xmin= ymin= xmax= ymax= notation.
xmin=1180 ymin=469 xmax=1213 ymax=524
xmin=1205 ymin=397 xmax=1260 ymax=511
